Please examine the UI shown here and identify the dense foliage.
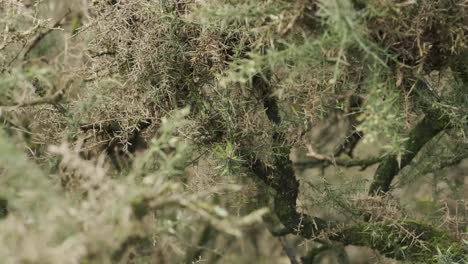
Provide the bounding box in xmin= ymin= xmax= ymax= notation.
xmin=0 ymin=0 xmax=467 ymax=263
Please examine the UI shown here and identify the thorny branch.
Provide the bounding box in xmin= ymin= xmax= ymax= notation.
xmin=334 ymin=95 xmax=364 ymax=158
xmin=293 ymin=144 xmax=383 ymax=170
xmin=368 ymin=79 xmax=450 ymax=195
xmin=0 ymin=91 xmax=63 ymax=108
xmin=247 ymin=73 xmax=331 ymax=238
xmin=23 ymin=9 xmax=71 ymax=58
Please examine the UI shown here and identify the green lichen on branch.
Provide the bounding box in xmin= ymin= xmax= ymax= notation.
xmin=247 ymin=74 xmax=331 ymax=238
xmin=332 ymin=220 xmax=467 ymax=263
xmin=369 ymin=112 xmax=449 ymax=194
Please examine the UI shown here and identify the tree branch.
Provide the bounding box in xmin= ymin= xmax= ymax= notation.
xmin=368 ymin=80 xmax=450 ymax=195
xmin=246 ymin=74 xmax=331 ymax=238
xmin=334 ymin=95 xmax=364 ymax=158
xmin=369 ymin=114 xmax=448 ymax=195
xmin=330 ymin=220 xmax=467 ymax=262
xmin=334 ymin=130 xmax=363 ymax=158
xmin=23 ymin=9 xmax=71 ymax=58
xmin=0 ymin=91 xmax=63 ymax=108
xmin=295 ymin=145 xmax=383 ymax=170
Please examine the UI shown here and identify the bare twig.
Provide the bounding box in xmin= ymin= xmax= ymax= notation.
xmin=23 ymin=9 xmax=71 ymax=58
xmin=334 ymin=130 xmax=363 ymax=157
xmin=427 ymin=152 xmax=468 ymax=173
xmin=246 ymin=74 xmax=331 ymax=239
xmin=334 ymin=95 xmax=364 ymax=157
xmin=298 ymin=144 xmax=383 ymax=169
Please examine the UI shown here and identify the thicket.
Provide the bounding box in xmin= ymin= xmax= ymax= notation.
xmin=0 ymin=0 xmax=467 ymax=263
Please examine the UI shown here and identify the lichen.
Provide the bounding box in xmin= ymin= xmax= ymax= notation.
xmin=333 ymin=220 xmax=467 ymax=263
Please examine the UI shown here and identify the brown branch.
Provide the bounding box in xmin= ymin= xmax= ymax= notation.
xmin=1 ymin=43 xmax=26 ymax=74
xmin=23 ymin=9 xmax=71 ymax=58
xmin=420 ymin=151 xmax=468 ymax=175
xmin=334 ymin=95 xmax=364 ymax=157
xmin=334 ymin=129 xmax=363 ymax=157
xmin=294 ymin=145 xmax=382 ymax=169
xmin=0 ymin=91 xmax=63 ymax=108
xmin=368 ymin=80 xmax=450 ymax=195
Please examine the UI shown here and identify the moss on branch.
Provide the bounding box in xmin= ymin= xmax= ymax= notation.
xmin=331 ymin=220 xmax=467 ymax=263
xmin=369 ymin=112 xmax=448 ymax=195
xmin=246 ymin=74 xmax=331 ymax=238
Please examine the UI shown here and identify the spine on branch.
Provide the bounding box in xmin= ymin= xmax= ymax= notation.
xmin=330 ymin=220 xmax=467 ymax=263
xmin=368 ymin=79 xmax=450 ymax=195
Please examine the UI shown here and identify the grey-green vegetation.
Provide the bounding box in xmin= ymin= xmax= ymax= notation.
xmin=0 ymin=0 xmax=467 ymax=263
